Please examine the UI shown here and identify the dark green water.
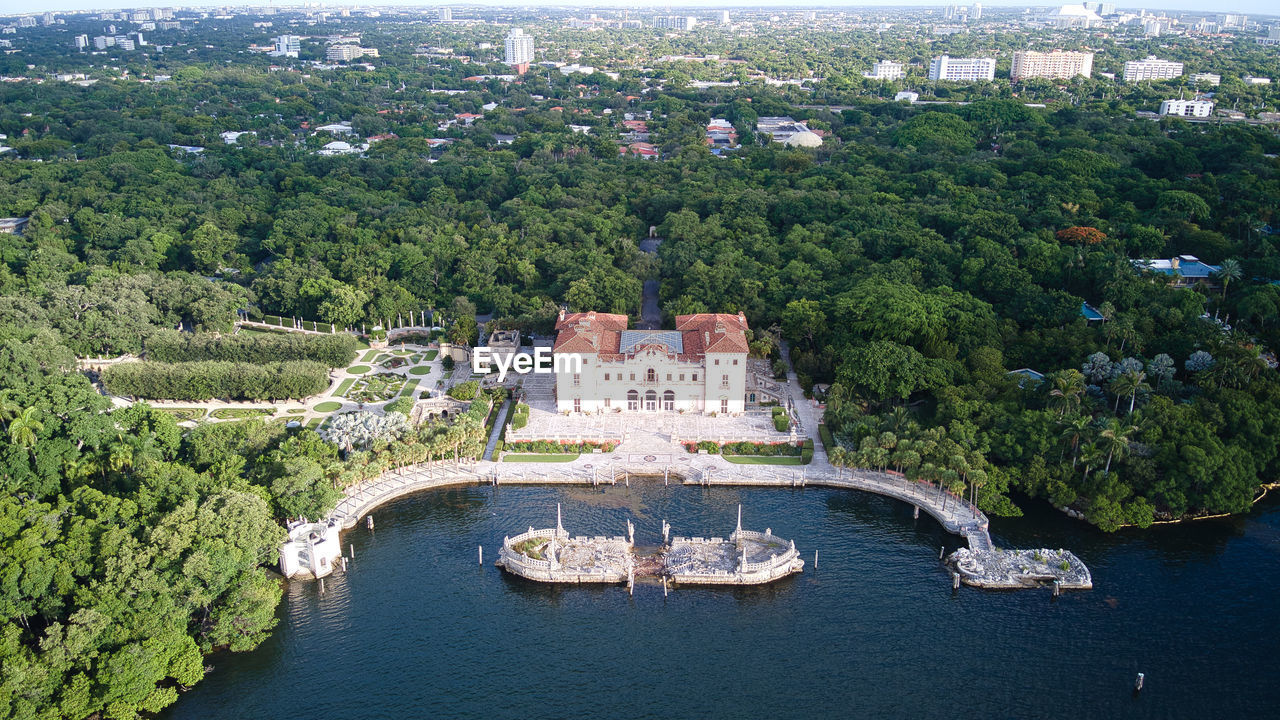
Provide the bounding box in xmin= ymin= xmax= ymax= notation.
xmin=163 ymin=482 xmax=1280 ymax=719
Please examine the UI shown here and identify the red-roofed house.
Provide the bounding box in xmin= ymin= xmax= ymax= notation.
xmin=552 ymin=310 xmax=749 ymax=414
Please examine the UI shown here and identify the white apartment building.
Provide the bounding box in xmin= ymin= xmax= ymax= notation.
xmin=438 ymin=7 xmax=452 ymax=22
xmin=504 ymin=27 xmax=534 ymax=67
xmin=1159 ymin=99 xmax=1213 ymax=117
xmin=928 ymin=55 xmax=996 ymax=81
xmin=1242 ymin=75 xmax=1272 ymax=85
xmin=326 ymin=44 xmax=377 ymax=61
xmin=654 ymin=16 xmax=698 ymax=31
xmin=1010 ymin=50 xmax=1093 ymax=80
xmin=272 ymin=35 xmax=300 ymax=57
xmin=552 ymin=311 xmax=749 ymax=415
xmin=864 ymin=60 xmax=905 ymax=80
xmin=1123 ymin=56 xmax=1183 ymax=82
xmin=1190 ymin=73 xmax=1221 ymax=85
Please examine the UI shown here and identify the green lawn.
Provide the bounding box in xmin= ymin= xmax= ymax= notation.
xmin=409 ymin=365 xmax=432 ymax=376
xmin=400 ymin=378 xmax=420 ymax=397
xmin=723 ymin=455 xmax=804 ymax=465
xmin=332 ymin=378 xmax=355 ymax=396
xmin=313 ymin=401 xmax=343 ymax=412
xmin=502 ymin=454 xmax=580 ymax=463
xmin=347 ymin=365 xmax=371 ymax=375
xmin=306 ymin=417 xmax=323 ymax=428
xmin=210 ymin=408 xmax=274 ymax=420
xmin=423 ymin=349 xmax=439 ymax=361
xmin=286 ymin=408 xmax=305 ymax=415
xmin=360 ymin=349 xmax=379 ymax=362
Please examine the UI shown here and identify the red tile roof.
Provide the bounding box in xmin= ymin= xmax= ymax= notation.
xmin=553 ymin=310 xmax=748 ymax=361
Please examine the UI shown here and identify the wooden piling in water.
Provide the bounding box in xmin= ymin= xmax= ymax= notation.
xmin=366 ymin=516 xmax=374 ymax=530
xmin=952 ymin=572 xmax=960 ymax=590
xmin=914 ymin=505 xmax=920 ymax=519
xmin=1134 ymin=673 xmax=1145 ymax=692
xmin=479 ymin=545 xmax=483 ymax=565
xmin=341 ymin=557 xmax=348 ymax=572
xmin=940 ymin=546 xmax=945 ymax=560
xmin=1053 ymin=580 xmax=1061 ymax=597
xmin=349 ymin=544 xmax=355 ymax=559
xmin=319 ymin=578 xmax=325 ymax=594
xmin=814 ymin=550 xmax=818 ymax=570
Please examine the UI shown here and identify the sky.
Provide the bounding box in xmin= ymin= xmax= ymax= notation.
xmin=1 ymin=1 xmax=1275 ymax=20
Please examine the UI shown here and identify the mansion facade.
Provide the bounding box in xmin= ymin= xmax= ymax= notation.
xmin=552 ymin=311 xmax=749 ymax=414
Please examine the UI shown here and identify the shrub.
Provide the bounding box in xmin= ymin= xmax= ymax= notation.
xmin=102 ymin=360 xmax=329 ymax=401
xmin=773 ymin=414 xmax=790 ymax=432
xmin=441 ymin=355 xmax=455 ymax=371
xmin=801 ymin=448 xmax=814 ymax=464
xmin=145 ymin=330 xmax=359 ymax=367
xmin=384 ymin=396 xmax=415 ymax=416
xmin=448 ymin=380 xmax=480 ymax=401
xmin=510 ymin=402 xmax=530 ymax=430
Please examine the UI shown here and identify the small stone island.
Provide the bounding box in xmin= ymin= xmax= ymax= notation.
xmin=948 ymin=547 xmax=1093 ymax=590
xmin=495 ymin=505 xmax=804 ymax=588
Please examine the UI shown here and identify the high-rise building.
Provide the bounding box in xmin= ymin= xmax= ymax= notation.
xmin=438 ymin=7 xmax=452 ymax=22
xmin=42 ymin=13 xmax=55 ymax=26
xmin=114 ymin=37 xmax=135 ymax=51
xmin=971 ymin=3 xmax=982 ymax=19
xmin=93 ymin=35 xmax=114 ymax=49
xmin=1220 ymin=13 xmax=1247 ymax=27
xmin=1122 ymin=56 xmax=1183 ymax=82
xmin=1143 ymin=21 xmax=1162 ymax=37
xmin=1159 ymin=99 xmax=1213 ymax=117
xmin=18 ymin=16 xmax=37 ymax=27
xmin=326 ymin=44 xmax=377 ymax=61
xmin=1010 ymin=50 xmax=1094 ymax=80
xmin=654 ymin=16 xmax=697 ymax=31
xmin=272 ymin=35 xmax=300 ymax=58
xmin=75 ymin=34 xmax=89 ymax=50
xmin=928 ymin=55 xmax=996 ymax=81
xmin=864 ymin=60 xmax=905 ymax=81
xmin=719 ymin=10 xmax=731 ymax=25
xmin=504 ymin=27 xmax=534 ymax=70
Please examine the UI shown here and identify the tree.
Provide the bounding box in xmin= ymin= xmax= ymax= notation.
xmin=7 ymin=406 xmax=42 ymax=451
xmin=1214 ymin=258 xmax=1242 ymax=299
xmin=1098 ymin=417 xmax=1137 ymax=474
xmin=1110 ymin=369 xmax=1150 ymax=414
xmin=1048 ymin=369 xmax=1086 ymax=418
xmin=781 ymin=299 xmax=827 ymax=350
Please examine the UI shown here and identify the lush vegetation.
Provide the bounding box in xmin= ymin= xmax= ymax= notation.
xmin=145 ymin=330 xmax=360 ymax=367
xmin=1 ymin=10 xmax=1279 ymax=718
xmin=101 ymin=360 xmax=330 ymax=401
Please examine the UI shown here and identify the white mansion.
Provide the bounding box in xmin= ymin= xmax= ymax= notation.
xmin=552 ymin=310 xmax=749 ymax=414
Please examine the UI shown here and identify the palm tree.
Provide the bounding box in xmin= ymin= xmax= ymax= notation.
xmin=1110 ymin=369 xmax=1150 ymax=415
xmin=0 ymin=400 xmax=21 ymax=430
xmin=1079 ymin=442 xmax=1104 ymax=484
xmin=1048 ymin=370 xmax=1086 ymax=418
xmin=1214 ymin=258 xmax=1242 ymax=299
xmin=1059 ymin=416 xmax=1092 ymax=466
xmin=108 ymin=440 xmax=134 ymax=474
xmin=8 ymin=406 xmax=43 ymax=451
xmin=1097 ymin=418 xmax=1137 ymax=474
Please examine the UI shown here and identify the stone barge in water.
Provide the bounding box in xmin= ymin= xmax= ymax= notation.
xmin=495 ymin=505 xmax=804 ymax=588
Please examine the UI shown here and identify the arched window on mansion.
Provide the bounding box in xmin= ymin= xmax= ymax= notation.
xmin=627 ymin=389 xmax=639 ymax=411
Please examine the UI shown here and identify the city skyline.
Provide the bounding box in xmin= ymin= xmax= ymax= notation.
xmin=1 ymin=1 xmax=1277 ymax=18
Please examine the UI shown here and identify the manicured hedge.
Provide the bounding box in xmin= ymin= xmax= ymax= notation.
xmin=146 ymin=330 xmax=359 ymax=368
xmin=102 ymin=360 xmax=330 ymax=401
